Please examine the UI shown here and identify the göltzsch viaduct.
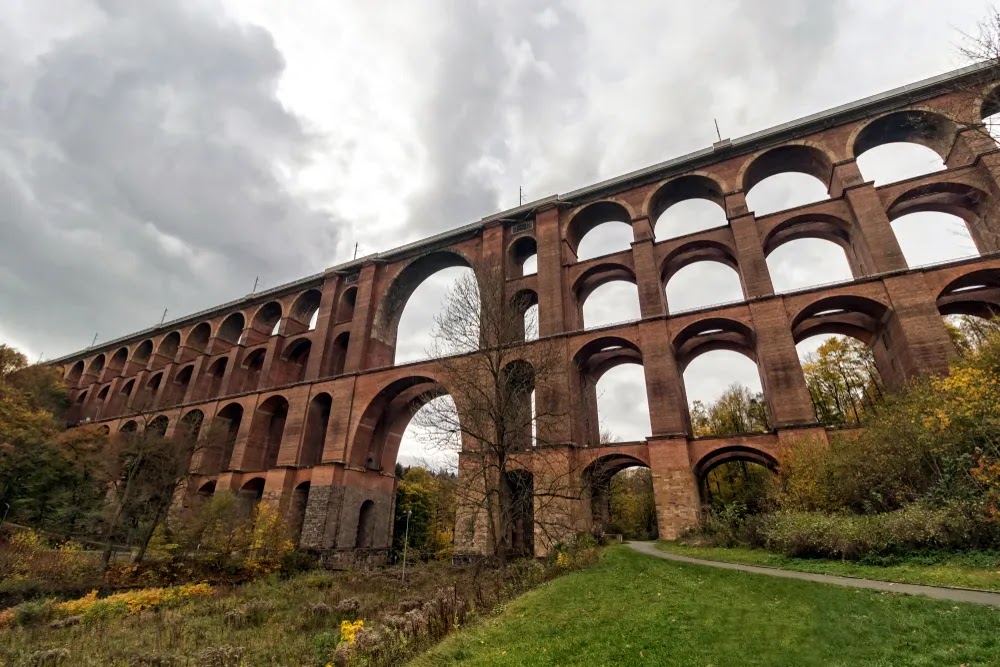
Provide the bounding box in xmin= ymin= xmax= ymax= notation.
xmin=50 ymin=63 xmax=1000 ymax=558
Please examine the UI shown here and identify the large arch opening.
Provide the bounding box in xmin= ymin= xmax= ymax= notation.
xmin=329 ymin=332 xmax=350 ymax=376
xmin=156 ymin=332 xmax=180 ymax=364
xmin=66 ymin=360 xmax=85 ymax=385
xmin=185 ymin=322 xmax=212 ymax=354
xmin=853 ymin=110 xmax=956 ymax=187
xmin=245 ymin=396 xmax=289 ymax=471
xmin=674 ymin=319 xmax=767 ymax=437
xmin=147 ymin=415 xmax=169 ymax=437
xmin=508 ymin=236 xmax=538 ymax=278
xmin=133 ymin=340 xmax=154 ymax=367
xmin=581 ymin=280 xmax=641 ymax=330
xmin=281 ymin=339 xmax=311 ymax=384
xmin=511 ymin=289 xmax=539 ymax=343
xmin=937 ymin=269 xmax=1000 ymax=354
xmin=291 ymin=289 xmax=322 ymax=331
xmin=695 ymin=447 xmax=777 ymax=516
xmin=766 ymin=239 xmax=853 ymax=293
xmin=353 ymin=376 xmax=451 ymax=472
xmin=355 ymin=499 xmax=376 ymax=548
xmin=744 ymin=145 xmax=832 ymax=216
xmin=567 ymin=201 xmax=634 ymax=262
xmin=336 ymin=286 xmax=357 ymax=323
xmin=791 ymin=294 xmax=893 ymax=415
xmin=251 ymin=301 xmax=283 ymax=338
xmin=242 ymin=349 xmax=267 ymax=392
xmin=107 ymin=347 xmax=129 ymax=375
xmin=237 ymin=478 xmax=265 ymax=518
xmin=301 ymin=392 xmax=332 ymax=466
xmin=666 ymin=261 xmax=744 ymax=313
xmin=204 ymin=357 xmax=228 ymax=398
xmin=208 ymin=402 xmax=243 ymax=474
xmin=218 ymin=313 xmax=245 ymax=346
xmin=178 ymin=409 xmax=204 ymax=443
xmin=375 ymin=252 xmax=477 ymax=366
xmin=86 ymin=354 xmax=106 ymax=378
xmin=651 ymin=175 xmax=728 ymax=240
xmin=502 ymin=469 xmax=535 ymax=557
xmin=890 ymin=212 xmax=979 ymax=267
xmin=584 ymin=455 xmax=657 ymax=540
xmin=573 ymin=337 xmax=647 ymax=445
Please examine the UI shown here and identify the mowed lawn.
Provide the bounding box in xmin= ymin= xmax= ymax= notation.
xmin=412 ymin=546 xmax=1000 ymax=667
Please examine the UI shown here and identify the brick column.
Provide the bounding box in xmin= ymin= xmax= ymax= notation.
xmin=631 ymin=216 xmax=667 ymax=318
xmin=256 ymin=337 xmax=283 ymax=389
xmin=638 ymin=320 xmax=688 ymax=436
xmin=878 ymin=273 xmax=956 ymax=386
xmin=305 ymin=274 xmax=341 ymax=380
xmin=647 ymin=437 xmax=699 ymax=539
xmin=348 ymin=263 xmax=380 ymax=371
xmin=535 ymin=206 xmax=567 ymax=336
xmin=951 ymin=127 xmax=1000 ymax=253
xmin=749 ymin=300 xmax=817 ymax=427
xmin=832 ymin=161 xmax=908 ymax=273
xmin=725 ymin=192 xmax=774 ymax=298
xmin=180 ymin=356 xmax=206 ymax=404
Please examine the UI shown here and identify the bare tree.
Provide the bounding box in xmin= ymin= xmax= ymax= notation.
xmin=414 ymin=266 xmax=586 ymax=559
xmin=99 ymin=409 xmax=215 ymax=568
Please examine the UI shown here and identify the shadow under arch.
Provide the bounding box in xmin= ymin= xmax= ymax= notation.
xmin=741 ymin=144 xmax=834 ymax=195
xmin=936 ymin=268 xmax=1000 ymax=319
xmin=672 ymin=317 xmax=756 ymax=371
xmin=565 ymin=200 xmax=633 ymax=260
xmin=790 ymin=294 xmax=890 ymax=345
xmin=852 ymin=109 xmax=960 ymax=162
xmin=349 ymin=375 xmax=450 ymax=472
xmin=692 ymin=445 xmax=778 ymax=505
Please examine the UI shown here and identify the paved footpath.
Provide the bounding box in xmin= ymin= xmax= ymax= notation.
xmin=627 ymin=541 xmax=1000 ymax=607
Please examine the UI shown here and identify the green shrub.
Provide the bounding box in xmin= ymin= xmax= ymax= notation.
xmin=759 ymin=504 xmax=984 ymax=559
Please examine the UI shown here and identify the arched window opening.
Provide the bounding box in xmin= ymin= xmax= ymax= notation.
xmin=156 ymin=332 xmax=181 ymax=362
xmin=213 ymin=403 xmax=244 ymax=473
xmin=280 ymin=339 xmax=311 ymax=384
xmin=87 ymin=354 xmax=106 ymax=377
xmin=651 ymin=175 xmax=728 ymax=241
xmin=67 ymin=360 xmax=85 ymax=384
xmin=394 ymin=265 xmax=476 ymax=365
xmin=193 ymin=481 xmax=216 ymax=512
xmin=666 ymin=262 xmax=744 ymax=313
xmin=120 ymin=379 xmax=135 ymax=399
xmin=581 ymin=281 xmax=640 ymax=330
xmin=743 ymin=145 xmax=833 ymax=217
xmin=147 ymin=415 xmax=169 ymax=436
xmin=336 ymin=287 xmax=357 ymax=323
xmin=243 ymin=349 xmax=267 ymax=392
xmin=700 ymin=458 xmax=774 ymax=517
xmin=291 ymin=289 xmax=322 ymax=331
xmin=120 ymin=420 xmax=138 ymax=433
xmin=133 ymin=340 xmax=154 ymax=367
xmin=509 ymin=236 xmax=538 ymax=278
xmin=655 ymin=199 xmax=728 ymax=240
xmin=108 ymin=347 xmax=129 ymax=374
xmin=330 ymin=332 xmax=350 ymax=376
xmin=237 ymin=478 xmax=265 ymax=518
xmin=252 ymin=301 xmax=283 ymax=338
xmin=290 ymin=482 xmax=310 ymax=544
xmin=218 ymin=313 xmax=245 ymax=345
xmin=766 ymin=238 xmax=853 ymax=293
xmin=746 ymin=174 xmax=828 ymax=216
xmin=577 ymin=222 xmax=634 ymax=262
xmin=890 ymin=212 xmax=979 ymax=267
xmin=246 ymin=396 xmax=288 ymax=470
xmin=795 ymin=334 xmax=883 ymax=427
xmin=179 ymin=409 xmax=204 ymax=443
xmin=145 ymin=372 xmax=164 ymax=407
xmin=595 ymin=364 xmax=651 ymax=443
xmin=301 ymin=393 xmax=332 ymax=466
xmin=205 ymin=357 xmax=228 ymax=398
xmin=355 ymin=499 xmax=376 ymax=548
xmin=502 ymin=361 xmax=536 ymax=450
xmin=585 ymin=456 xmax=656 ymax=540
xmin=683 ymin=351 xmax=767 ymax=437
xmin=511 ymin=290 xmax=539 ymax=343
xmin=397 ymin=394 xmax=460 ymax=471
xmin=856 ymin=143 xmax=945 ymax=187
xmin=567 ymin=201 xmax=634 ymax=262
xmin=186 ymin=323 xmax=211 ymax=353
xmin=170 ymin=365 xmax=194 ymax=405
xmin=502 ymin=470 xmax=534 ymax=557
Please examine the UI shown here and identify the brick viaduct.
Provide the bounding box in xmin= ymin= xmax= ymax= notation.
xmin=51 ymin=63 xmax=1000 ymax=557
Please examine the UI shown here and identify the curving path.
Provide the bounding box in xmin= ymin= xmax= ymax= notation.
xmin=627 ymin=541 xmax=1000 ymax=607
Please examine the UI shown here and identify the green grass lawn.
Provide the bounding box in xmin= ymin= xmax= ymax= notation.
xmin=412 ymin=546 xmax=1000 ymax=667
xmin=656 ymin=541 xmax=1000 ymax=592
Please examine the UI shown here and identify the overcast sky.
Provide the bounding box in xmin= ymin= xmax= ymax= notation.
xmin=0 ymin=0 xmax=992 ymax=465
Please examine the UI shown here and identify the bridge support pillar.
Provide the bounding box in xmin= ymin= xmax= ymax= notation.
xmin=647 ymin=436 xmax=699 ymax=540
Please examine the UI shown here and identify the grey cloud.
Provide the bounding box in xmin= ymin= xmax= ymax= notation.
xmin=0 ymin=0 xmax=339 ymax=357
